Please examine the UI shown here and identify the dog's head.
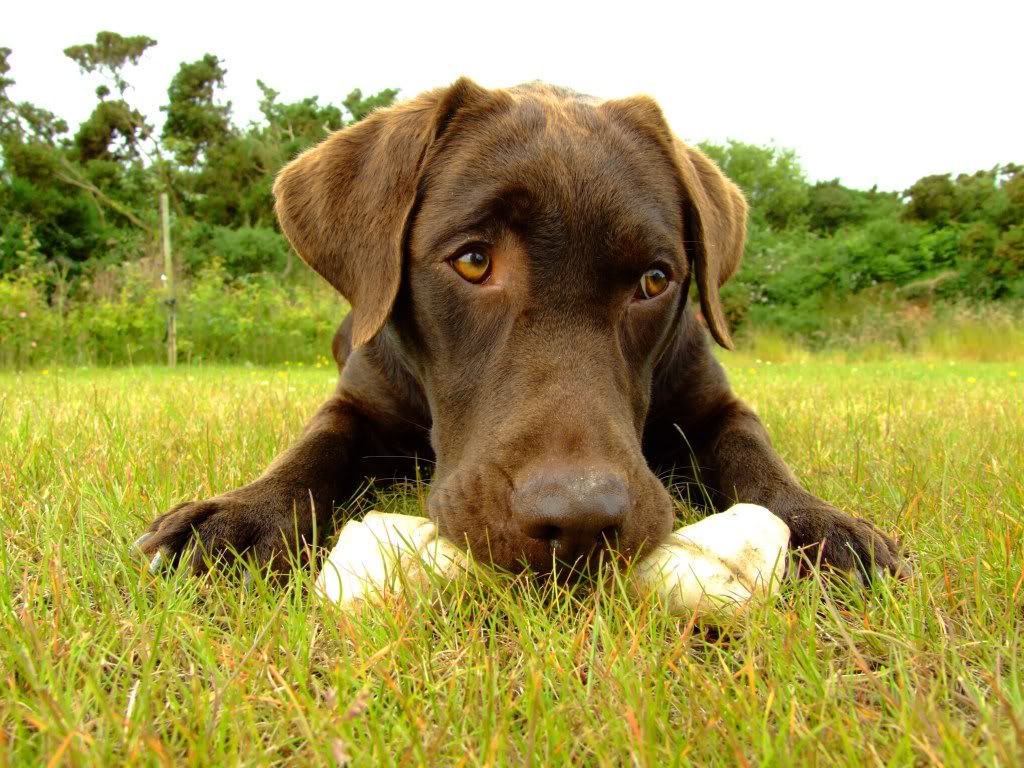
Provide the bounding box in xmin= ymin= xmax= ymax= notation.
xmin=275 ymin=78 xmax=747 ymax=573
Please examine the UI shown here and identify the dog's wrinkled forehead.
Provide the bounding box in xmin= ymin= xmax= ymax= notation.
xmin=411 ymin=89 xmax=686 ymax=276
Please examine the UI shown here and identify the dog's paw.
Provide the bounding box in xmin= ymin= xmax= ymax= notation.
xmin=785 ymin=505 xmax=909 ymax=583
xmin=136 ymin=486 xmax=315 ymax=575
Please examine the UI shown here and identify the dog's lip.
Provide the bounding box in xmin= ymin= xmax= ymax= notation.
xmin=452 ymin=524 xmax=631 ymax=577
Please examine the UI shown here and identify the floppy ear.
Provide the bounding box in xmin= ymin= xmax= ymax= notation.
xmin=598 ymin=95 xmax=747 ymax=350
xmin=274 ymin=77 xmax=488 ymax=347
xmin=672 ymin=139 xmax=748 ymax=350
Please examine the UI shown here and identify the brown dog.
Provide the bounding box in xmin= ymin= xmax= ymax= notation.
xmin=138 ymin=79 xmax=903 ymax=579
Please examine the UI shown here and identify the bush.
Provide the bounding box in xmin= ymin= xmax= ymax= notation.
xmin=177 ymin=260 xmax=344 ymax=364
xmin=181 ymin=224 xmax=292 ymax=276
xmin=64 ymin=261 xmax=165 ymax=364
xmin=0 ymin=258 xmax=347 ymax=368
xmin=0 ymin=271 xmax=63 ymax=367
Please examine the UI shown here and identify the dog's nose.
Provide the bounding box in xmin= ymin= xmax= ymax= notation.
xmin=515 ymin=466 xmax=630 ymax=566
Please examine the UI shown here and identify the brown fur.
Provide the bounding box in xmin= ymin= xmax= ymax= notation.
xmin=140 ymin=78 xmax=904 ymax=580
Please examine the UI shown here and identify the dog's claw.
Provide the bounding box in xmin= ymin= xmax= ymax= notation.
xmin=133 ymin=532 xmax=154 ymax=550
xmin=148 ymin=550 xmax=165 ymax=574
xmin=243 ymin=571 xmax=253 ymax=591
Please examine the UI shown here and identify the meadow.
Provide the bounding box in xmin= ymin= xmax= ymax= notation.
xmin=1 ymin=357 xmax=1021 ymax=765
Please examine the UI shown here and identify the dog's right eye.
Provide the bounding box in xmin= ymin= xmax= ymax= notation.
xmin=450 ymin=249 xmax=492 ymax=284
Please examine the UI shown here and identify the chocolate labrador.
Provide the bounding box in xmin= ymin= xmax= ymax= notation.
xmin=138 ymin=79 xmax=904 ymax=580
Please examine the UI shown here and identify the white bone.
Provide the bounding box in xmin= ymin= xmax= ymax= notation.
xmin=628 ymin=504 xmax=789 ymax=616
xmin=316 ymin=504 xmax=788 ymax=619
xmin=315 ymin=512 xmax=466 ymax=605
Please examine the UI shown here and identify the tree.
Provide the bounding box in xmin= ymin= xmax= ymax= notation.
xmin=0 ymin=46 xmax=14 ymax=136
xmin=996 ymin=164 xmax=1024 ymax=228
xmin=904 ymin=174 xmax=956 ymax=224
xmin=992 ymin=224 xmax=1024 ymax=286
xmin=64 ymin=32 xmax=157 ymax=162
xmin=161 ymin=54 xmax=233 ymax=167
xmin=73 ymin=99 xmax=150 ymax=161
xmin=257 ymin=79 xmax=344 ymax=149
xmin=0 ymin=48 xmax=68 ymax=143
xmin=3 ymin=34 xmax=407 ymax=279
xmin=175 ymin=79 xmax=398 ymax=231
xmin=951 ymin=169 xmax=998 ymax=223
xmin=806 ymin=180 xmax=862 ymax=233
xmin=699 ymin=140 xmax=810 ymax=230
xmin=343 ymin=87 xmax=400 ymax=122
xmin=63 ymin=32 xmax=156 ymax=98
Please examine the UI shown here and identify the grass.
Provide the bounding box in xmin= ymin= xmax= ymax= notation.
xmin=739 ymin=301 xmax=1024 ymax=364
xmin=1 ymin=358 xmax=1022 ymax=766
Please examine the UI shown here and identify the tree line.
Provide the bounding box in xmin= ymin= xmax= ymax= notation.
xmin=701 ymin=143 xmax=1023 ymax=337
xmin=1 ymin=31 xmax=1021 ymax=362
xmin=0 ymin=32 xmax=397 ymax=278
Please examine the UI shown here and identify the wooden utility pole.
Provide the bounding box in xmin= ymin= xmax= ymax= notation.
xmin=160 ymin=192 xmax=177 ymax=367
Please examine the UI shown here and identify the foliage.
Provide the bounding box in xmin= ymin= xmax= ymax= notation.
xmin=180 ymin=224 xmax=292 ymax=275
xmin=0 ymin=257 xmax=346 ymax=367
xmin=0 ymin=34 xmax=397 ymax=281
xmin=1 ymin=32 xmax=1023 ymax=363
xmin=161 ymin=54 xmax=231 ymax=167
xmin=703 ymin=140 xmax=1024 ymax=343
xmin=699 ymin=140 xmax=810 ymax=229
xmin=73 ymin=98 xmax=151 ymax=162
xmin=62 ymin=31 xmax=157 ymax=97
xmin=64 ymin=33 xmax=157 ymax=163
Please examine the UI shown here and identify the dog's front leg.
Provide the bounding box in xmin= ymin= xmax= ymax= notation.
xmin=138 ymin=395 xmax=386 ymax=575
xmin=646 ymin=329 xmax=906 ymax=581
xmin=681 ymin=397 xmax=906 ymax=580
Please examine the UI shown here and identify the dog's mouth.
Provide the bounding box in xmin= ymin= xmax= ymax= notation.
xmin=425 ymin=456 xmax=676 ymax=575
xmin=432 ymin=509 xmax=665 ymax=578
xmin=508 ymin=534 xmax=624 ymax=579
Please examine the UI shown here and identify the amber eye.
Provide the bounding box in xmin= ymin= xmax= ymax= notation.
xmin=636 ymin=268 xmax=670 ymax=300
xmin=450 ymin=250 xmax=491 ymax=283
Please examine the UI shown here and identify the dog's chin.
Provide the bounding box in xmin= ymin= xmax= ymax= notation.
xmin=498 ymin=536 xmax=620 ymax=579
xmin=459 ymin=535 xmax=618 ymax=579
xmin=431 ymin=520 xmax=556 ymax=575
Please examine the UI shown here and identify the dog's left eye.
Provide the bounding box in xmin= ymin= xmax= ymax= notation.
xmin=635 ymin=268 xmax=670 ymax=300
xmin=450 ymin=250 xmax=491 ymax=284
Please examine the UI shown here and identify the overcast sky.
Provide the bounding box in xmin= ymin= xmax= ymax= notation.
xmin=5 ymin=0 xmax=1021 ymax=192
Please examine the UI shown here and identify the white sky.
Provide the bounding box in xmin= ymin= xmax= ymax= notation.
xmin=4 ymin=0 xmax=1021 ymax=192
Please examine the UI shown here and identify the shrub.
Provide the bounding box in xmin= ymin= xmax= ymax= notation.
xmin=181 ymin=224 xmax=292 ymax=276
xmin=0 ymin=258 xmax=347 ymax=368
xmin=177 ymin=260 xmax=345 ymax=364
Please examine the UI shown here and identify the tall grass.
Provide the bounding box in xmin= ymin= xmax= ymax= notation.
xmin=0 ymin=260 xmax=346 ymax=368
xmin=1 ymin=360 xmax=1021 ymax=764
xmin=738 ymin=301 xmax=1024 ymax=363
